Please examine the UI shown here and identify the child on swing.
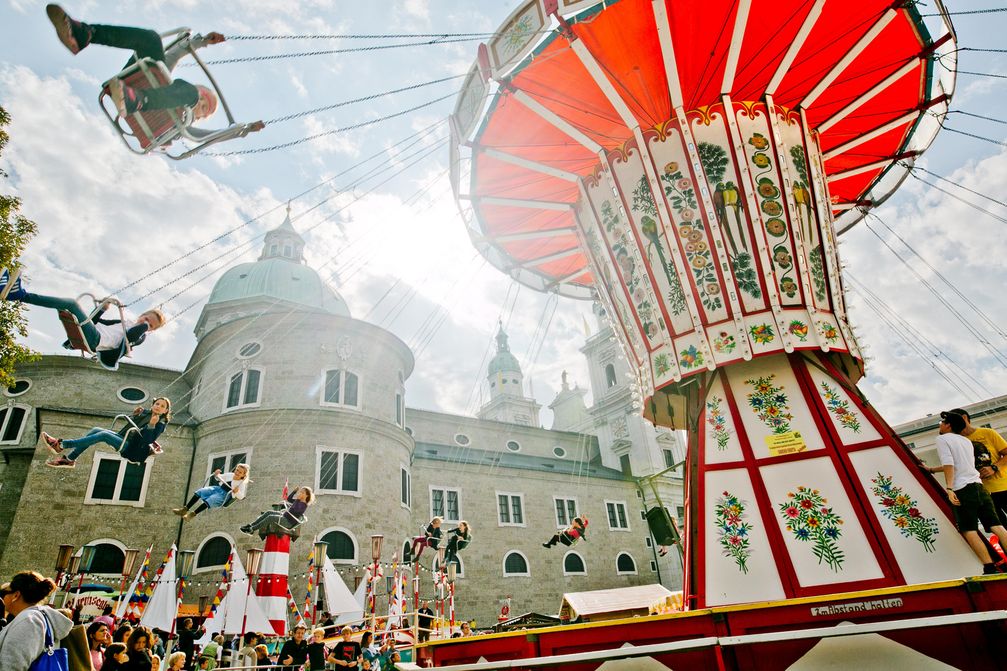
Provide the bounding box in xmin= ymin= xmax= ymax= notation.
xmin=443 ymin=521 xmax=472 ymax=566
xmin=542 ymin=516 xmax=588 ymax=549
xmin=42 ymin=398 xmax=170 ymax=469
xmin=240 ymin=486 xmax=314 ymax=538
xmin=173 ymin=464 xmax=250 ymax=520
xmin=0 ymin=270 xmax=164 ymax=370
xmin=409 ymin=516 xmax=443 ymax=561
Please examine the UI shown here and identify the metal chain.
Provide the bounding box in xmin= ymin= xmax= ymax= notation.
xmin=204 ymin=92 xmax=455 ymax=156
xmin=920 ymin=7 xmax=1007 ymax=16
xmin=227 ymin=32 xmax=497 ymax=40
xmin=266 ymin=73 xmax=466 ymax=125
xmin=194 ymin=37 xmax=484 ymax=66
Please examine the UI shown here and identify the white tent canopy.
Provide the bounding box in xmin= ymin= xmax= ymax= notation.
xmin=322 ymin=555 xmax=364 ymax=626
xmin=559 ymin=584 xmax=677 ymax=622
xmin=140 ymin=545 xmax=177 ymax=632
xmin=198 ymin=548 xmax=274 ymax=643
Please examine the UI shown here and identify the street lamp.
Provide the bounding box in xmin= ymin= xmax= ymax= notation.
xmin=73 ymin=545 xmax=98 ymax=602
xmin=112 ymin=548 xmax=140 ymax=623
xmin=312 ymin=541 xmax=328 ymax=626
xmin=369 ymin=535 xmax=383 ymax=629
xmin=241 ymin=548 xmax=264 ymax=638
xmin=50 ymin=544 xmax=74 ymax=605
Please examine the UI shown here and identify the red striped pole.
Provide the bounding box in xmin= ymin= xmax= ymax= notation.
xmin=257 ymin=534 xmax=291 ymax=636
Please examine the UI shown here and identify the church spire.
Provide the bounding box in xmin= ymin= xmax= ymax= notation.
xmin=260 ymin=202 xmax=306 ymax=263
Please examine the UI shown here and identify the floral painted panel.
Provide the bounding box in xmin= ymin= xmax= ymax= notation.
xmin=805 ymin=365 xmax=881 ymax=444
xmin=778 ymin=486 xmax=845 ymax=572
xmin=870 ymin=473 xmax=940 ymax=552
xmin=704 ymin=376 xmax=743 ymax=465
xmin=715 ymin=491 xmax=754 ymax=574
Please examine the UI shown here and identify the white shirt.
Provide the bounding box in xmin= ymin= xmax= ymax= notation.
xmin=936 ymin=432 xmax=982 ymax=491
xmin=218 ymin=472 xmax=248 ymax=500
xmin=94 ymin=312 xmax=138 ymax=351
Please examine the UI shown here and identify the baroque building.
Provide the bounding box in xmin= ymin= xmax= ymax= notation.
xmin=0 ymin=213 xmax=686 ymax=625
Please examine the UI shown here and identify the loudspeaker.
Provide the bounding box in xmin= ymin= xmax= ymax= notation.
xmin=646 ymin=506 xmax=679 ymax=546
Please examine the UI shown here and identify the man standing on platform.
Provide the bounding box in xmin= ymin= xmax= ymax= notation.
xmin=930 ymin=411 xmax=1007 ymax=574
xmin=948 ymin=408 xmax=1007 ymax=525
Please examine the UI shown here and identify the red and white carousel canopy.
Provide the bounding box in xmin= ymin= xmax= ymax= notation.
xmin=452 ymin=0 xmax=956 ymax=298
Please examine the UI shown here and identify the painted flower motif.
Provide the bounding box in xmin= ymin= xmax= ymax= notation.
xmin=788 ymin=320 xmax=809 ymax=342
xmin=819 ymin=382 xmax=861 ymax=433
xmin=680 ymin=345 xmax=704 ymax=369
xmin=757 ymin=178 xmax=780 ymax=199
xmin=677 ymin=178 xmax=692 ymax=191
xmin=679 ymin=225 xmax=694 ymax=238
xmin=778 ymin=487 xmax=845 ymax=572
xmin=654 ymin=353 xmax=671 ymax=376
xmin=632 ymin=286 xmax=647 ymax=304
xmin=706 ymin=396 xmax=730 ymax=450
xmin=679 ymin=208 xmax=695 ymax=221
xmin=819 ymin=322 xmax=840 ymax=344
xmin=752 ymin=153 xmax=771 ymax=168
xmin=705 ymin=283 xmax=721 ymax=296
xmin=715 ymin=492 xmax=753 ymax=574
xmin=691 ymin=256 xmax=708 ymax=269
xmin=871 ymin=473 xmax=940 ymax=552
xmin=765 ymin=218 xmax=787 ymax=237
xmin=664 ymin=161 xmax=679 ymax=174
xmin=773 ymin=248 xmax=793 ymax=269
xmin=749 ymin=324 xmax=776 ymax=345
xmin=745 ymin=374 xmax=793 ymax=434
xmin=762 ymin=200 xmax=783 ymax=216
xmin=713 ymin=331 xmax=736 ymax=353
xmin=687 ymin=230 xmax=704 ymax=243
xmin=780 ymin=278 xmax=798 ymax=297
xmin=748 ymin=133 xmax=770 ymax=150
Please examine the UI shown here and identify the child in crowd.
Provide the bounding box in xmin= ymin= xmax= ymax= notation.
xmin=166 ymin=652 xmax=186 ymax=671
xmin=444 ymin=521 xmax=472 ymax=566
xmin=174 ymin=464 xmax=251 ymax=520
xmin=410 ymin=517 xmax=443 ymax=561
xmin=100 ymin=642 xmax=129 ymax=670
xmin=543 ymin=516 xmax=588 ymax=548
xmin=328 ymin=626 xmax=361 ymax=668
xmin=306 ymin=627 xmax=328 ymax=670
xmin=240 ymin=486 xmax=314 ymax=538
xmin=43 ymin=398 xmax=170 ymax=469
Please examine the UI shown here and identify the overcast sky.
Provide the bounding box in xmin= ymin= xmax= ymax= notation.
xmin=1 ymin=0 xmax=1005 ymax=427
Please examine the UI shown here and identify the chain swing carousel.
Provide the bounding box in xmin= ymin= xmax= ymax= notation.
xmin=417 ymin=0 xmax=1007 ymax=669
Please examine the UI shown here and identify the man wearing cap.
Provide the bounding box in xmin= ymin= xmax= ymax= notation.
xmin=927 ymin=411 xmax=1007 ymax=574
xmin=277 ymin=623 xmax=309 ymax=671
xmin=946 ymin=408 xmax=1007 ymax=526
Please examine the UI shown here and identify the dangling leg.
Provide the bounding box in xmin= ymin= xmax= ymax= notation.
xmin=48 ymin=428 xmax=122 ymax=467
xmin=411 ymin=537 xmax=429 ymax=560
xmin=542 ymin=533 xmax=560 ymax=549
xmin=12 ymin=290 xmax=101 ymax=351
xmin=173 ymin=492 xmax=203 ymax=517
xmin=46 ymin=6 xmax=165 ymax=61
xmin=240 ymin=511 xmax=278 ymax=536
xmin=185 ymin=501 xmax=208 ymax=520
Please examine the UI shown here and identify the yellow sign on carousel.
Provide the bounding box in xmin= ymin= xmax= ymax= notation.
xmin=766 ymin=431 xmax=807 ymax=457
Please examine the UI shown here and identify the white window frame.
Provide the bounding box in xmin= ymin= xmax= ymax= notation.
xmin=400 ymin=464 xmax=411 ymax=510
xmin=429 ymin=485 xmax=462 ymax=524
xmin=79 ymin=538 xmax=127 ymax=577
xmin=453 ymin=433 xmax=470 ymax=446
xmin=562 ymin=551 xmax=587 ymax=576
xmin=502 ymin=550 xmax=531 ymax=577
xmin=496 ymin=491 xmax=526 ymax=527
xmin=616 ymin=551 xmax=638 ymax=575
xmin=116 ymin=386 xmax=149 ymax=404
xmin=552 ymin=446 xmax=566 ymax=458
xmin=650 ymin=560 xmax=659 ymax=573
xmin=504 ymin=439 xmax=522 ymax=453
xmin=206 ymin=449 xmax=253 ymax=480
xmin=395 ymin=392 xmax=405 ymax=427
xmin=3 ymin=379 xmax=31 ymax=397
xmin=315 ymin=446 xmax=363 ymax=497
xmin=194 ymin=533 xmax=236 ymax=574
xmin=223 ymin=368 xmax=264 ymax=412
xmin=605 ymin=500 xmax=631 ymax=531
xmin=319 ymin=368 xmax=362 ymax=410
xmin=0 ymin=403 xmax=30 ymax=445
xmin=318 ymin=525 xmax=359 ymax=565
xmin=84 ymin=454 xmax=152 ymax=508
xmin=553 ymin=496 xmax=579 ymax=529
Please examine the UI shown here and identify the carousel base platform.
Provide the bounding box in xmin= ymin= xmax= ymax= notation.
xmin=408 ymin=576 xmax=1007 ymax=670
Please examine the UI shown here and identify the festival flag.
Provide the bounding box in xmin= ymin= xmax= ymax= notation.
xmin=281 ymin=478 xmax=289 ymax=502
xmin=304 ymin=543 xmax=315 ymax=622
xmin=117 ymin=545 xmax=152 ymax=621
xmin=385 ymin=559 xmax=407 ymax=633
xmin=140 ymin=545 xmax=177 ymax=632
xmin=286 ymin=587 xmax=305 ymax=630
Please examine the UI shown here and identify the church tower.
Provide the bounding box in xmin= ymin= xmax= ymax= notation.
xmin=477 ymin=323 xmax=541 ymax=427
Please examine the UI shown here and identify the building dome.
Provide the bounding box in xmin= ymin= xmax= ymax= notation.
xmin=206 ymin=258 xmax=350 ymax=317
xmin=487 ymin=323 xmax=521 ymax=375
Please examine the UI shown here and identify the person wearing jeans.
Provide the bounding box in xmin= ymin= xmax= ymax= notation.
xmin=41 ymin=398 xmax=171 ymax=469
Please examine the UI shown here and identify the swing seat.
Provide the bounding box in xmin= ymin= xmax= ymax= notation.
xmin=110 ymin=414 xmax=161 ymax=465
xmin=0 ymin=267 xmax=21 ymax=301
xmin=58 ymin=295 xmax=133 ymax=370
xmin=97 ymin=28 xmax=258 ymax=160
xmin=58 ymin=309 xmax=94 ymax=356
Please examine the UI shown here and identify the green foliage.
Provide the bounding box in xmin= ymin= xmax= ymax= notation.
xmin=0 ymin=106 xmax=39 ymax=388
xmin=631 ymin=175 xmax=657 ymax=217
xmin=698 ymin=142 xmax=729 ymax=184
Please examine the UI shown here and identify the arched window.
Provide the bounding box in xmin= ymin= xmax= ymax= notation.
xmin=616 ymin=552 xmax=637 ymax=575
xmin=605 ymin=364 xmax=617 ymax=388
xmin=503 ymin=551 xmax=530 ymax=577
xmin=321 ymin=369 xmax=360 ymax=408
xmin=319 ymin=528 xmax=357 ymax=563
xmin=84 ymin=541 xmax=125 ymax=575
xmin=0 ymin=404 xmax=29 ymax=444
xmin=563 ymin=552 xmax=586 ymax=576
xmin=196 ymin=536 xmax=233 ymax=572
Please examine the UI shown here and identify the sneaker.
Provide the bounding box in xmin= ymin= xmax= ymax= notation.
xmin=46 ymin=456 xmax=75 ymax=469
xmin=983 ymin=563 xmax=1000 ymax=575
xmin=41 ymin=432 xmax=62 ymax=454
xmin=239 ymin=525 xmax=254 ymax=536
xmin=45 ymin=4 xmax=91 ymax=54
xmin=172 ymin=507 xmax=188 ymax=517
xmin=542 ymin=542 xmax=550 ymax=548
xmin=0 ymin=269 xmax=25 ymax=301
xmin=183 ymin=510 xmax=196 ymax=521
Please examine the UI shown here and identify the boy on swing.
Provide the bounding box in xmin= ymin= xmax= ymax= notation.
xmin=44 ymin=4 xmax=264 ymax=137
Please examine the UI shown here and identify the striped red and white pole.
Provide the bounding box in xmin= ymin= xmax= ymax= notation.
xmin=257 ymin=534 xmax=291 ymax=636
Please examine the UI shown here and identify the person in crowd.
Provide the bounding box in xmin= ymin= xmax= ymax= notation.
xmin=543 ymin=516 xmax=588 ymax=549
xmin=947 ymin=408 xmax=1007 ymax=525
xmin=113 ymin=623 xmax=133 ymax=643
xmin=927 ymin=411 xmax=1007 ymax=574
xmin=101 ymin=642 xmax=130 ymax=671
xmin=148 ymin=654 xmax=160 ymax=671
xmin=62 ymin=619 xmax=94 ymax=671
xmin=176 ymin=617 xmax=204 ymax=669
xmin=123 ymin=625 xmax=153 ymax=671
xmin=410 ymin=517 xmax=443 ymax=561
xmin=253 ymin=643 xmax=271 ymax=666
xmin=236 ymin=632 xmax=258 ymax=669
xmin=165 ymin=651 xmax=186 ymax=671
xmin=174 ymin=464 xmax=250 ymax=520
xmin=0 ymin=570 xmax=72 ymax=671
xmin=306 ymin=627 xmax=329 ymax=670
xmin=88 ymin=620 xmax=113 ymax=669
xmin=43 ymin=398 xmax=171 ymax=469
xmin=198 ymin=633 xmax=224 ymax=670
xmin=0 ymin=271 xmax=165 ymax=370
xmin=328 ymin=626 xmax=360 ymax=668
xmin=277 ymin=623 xmax=309 ymax=671
xmin=417 ymin=601 xmax=434 ymax=644
xmin=240 ymin=486 xmax=314 ymax=538
xmin=318 ymin=611 xmax=335 ymax=630
xmin=460 ymin=621 xmax=473 ymax=637
xmin=443 ymin=521 xmax=472 ymax=566
xmin=359 ymin=630 xmax=380 ymax=670
xmin=94 ymin=607 xmax=115 ymax=629
xmin=149 ymin=629 xmax=166 ymax=659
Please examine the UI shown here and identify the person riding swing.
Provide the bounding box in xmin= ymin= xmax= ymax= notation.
xmin=542 ymin=516 xmax=588 ymax=549
xmin=174 ymin=464 xmax=251 ymax=520
xmin=42 ymin=398 xmax=171 ymax=469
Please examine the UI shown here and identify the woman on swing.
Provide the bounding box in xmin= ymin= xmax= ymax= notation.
xmin=542 ymin=516 xmax=588 ymax=549
xmin=173 ymin=463 xmax=250 ymax=520
xmin=41 ymin=398 xmax=171 ymax=469
xmin=0 ymin=270 xmax=165 ymax=370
